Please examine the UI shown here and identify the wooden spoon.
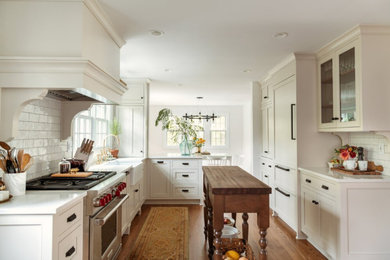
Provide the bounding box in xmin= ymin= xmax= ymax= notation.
xmin=22 ymin=157 xmax=33 ymax=172
xmin=17 ymin=149 xmax=24 ymax=172
xmin=0 ymin=142 xmax=11 ymax=158
xmin=21 ymin=153 xmax=32 ymax=172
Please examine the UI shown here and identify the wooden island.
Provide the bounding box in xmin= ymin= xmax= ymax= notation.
xmin=203 ymin=166 xmax=272 ymax=259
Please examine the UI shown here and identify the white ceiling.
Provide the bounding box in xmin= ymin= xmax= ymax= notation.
xmin=99 ymin=0 xmax=390 ymax=105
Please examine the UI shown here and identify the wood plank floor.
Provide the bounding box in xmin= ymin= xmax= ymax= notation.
xmin=118 ymin=204 xmax=326 ymax=260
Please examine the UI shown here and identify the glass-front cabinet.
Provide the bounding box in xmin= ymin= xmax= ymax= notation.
xmin=318 ymin=39 xmax=361 ymax=130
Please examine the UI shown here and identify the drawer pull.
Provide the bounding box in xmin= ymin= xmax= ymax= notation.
xmin=275 ymin=187 xmax=290 ymax=197
xmin=182 ymin=189 xmax=189 ymax=193
xmin=321 ymin=185 xmax=329 ymax=190
xmin=332 ymin=117 xmax=339 ymax=121
xmin=264 ymin=175 xmax=268 ymax=178
xmin=134 ymin=189 xmax=139 ymax=193
xmin=268 ymin=165 xmax=272 ymax=168
xmin=275 ymin=165 xmax=290 ymax=172
xmin=312 ymin=200 xmax=319 ymax=205
xmin=264 ymin=96 xmax=268 ymax=99
xmin=264 ymin=151 xmax=268 ymax=153
xmin=262 ymin=163 xmax=265 ymax=165
xmin=157 ymin=161 xmax=164 ymax=164
xmin=182 ymin=174 xmax=189 ymax=177
xmin=65 ymin=246 xmax=76 ymax=257
xmin=305 ymin=179 xmax=311 ymax=183
xmin=182 ymin=162 xmax=189 ymax=166
xmin=67 ymin=213 xmax=77 ymax=223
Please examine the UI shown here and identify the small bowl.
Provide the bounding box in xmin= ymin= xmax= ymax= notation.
xmin=222 ymin=226 xmax=240 ymax=239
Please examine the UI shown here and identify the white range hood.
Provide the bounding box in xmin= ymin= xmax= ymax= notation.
xmin=0 ymin=0 xmax=128 ymax=141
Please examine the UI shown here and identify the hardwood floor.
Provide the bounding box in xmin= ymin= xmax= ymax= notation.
xmin=118 ymin=205 xmax=326 ymax=260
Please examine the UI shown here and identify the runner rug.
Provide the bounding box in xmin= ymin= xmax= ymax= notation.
xmin=128 ymin=207 xmax=189 ymax=260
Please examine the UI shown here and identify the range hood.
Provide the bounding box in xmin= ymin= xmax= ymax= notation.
xmin=46 ymin=90 xmax=100 ymax=102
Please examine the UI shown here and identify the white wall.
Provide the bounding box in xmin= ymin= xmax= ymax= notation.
xmin=9 ymin=98 xmax=71 ymax=180
xmin=149 ymin=105 xmax=252 ymax=170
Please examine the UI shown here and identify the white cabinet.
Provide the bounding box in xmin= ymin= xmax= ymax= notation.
xmin=260 ymin=157 xmax=274 ymax=210
xmin=0 ymin=197 xmax=84 ymax=260
xmin=148 ymin=158 xmax=202 ymax=201
xmin=116 ymin=105 xmax=145 ymax=157
xmin=261 ymin=83 xmax=272 ymax=104
xmin=261 ymin=105 xmax=274 ymax=159
xmin=149 ymin=159 xmax=171 ymax=198
xmin=317 ymin=25 xmax=390 ymax=132
xmin=273 ymin=76 xmax=297 ymax=168
xmin=121 ymin=84 xmax=145 ymax=104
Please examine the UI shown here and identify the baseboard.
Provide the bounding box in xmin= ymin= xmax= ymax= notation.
xmin=144 ymin=199 xmax=202 ymax=205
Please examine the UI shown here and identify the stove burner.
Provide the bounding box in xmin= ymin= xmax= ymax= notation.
xmin=26 ymin=171 xmax=116 ymax=190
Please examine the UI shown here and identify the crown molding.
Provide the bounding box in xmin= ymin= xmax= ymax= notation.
xmin=83 ymin=0 xmax=126 ymax=48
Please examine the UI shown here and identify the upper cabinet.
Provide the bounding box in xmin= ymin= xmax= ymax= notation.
xmin=317 ymin=25 xmax=390 ymax=132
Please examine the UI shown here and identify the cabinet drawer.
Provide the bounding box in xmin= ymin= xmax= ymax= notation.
xmin=274 ymin=186 xmax=297 ymax=231
xmin=274 ymin=165 xmax=297 ymax=195
xmin=173 ymin=186 xmax=199 ymax=198
xmin=172 ymin=160 xmax=199 ymax=169
xmin=173 ymin=170 xmax=198 ymax=184
xmin=151 ymin=159 xmax=171 ymax=166
xmin=56 ymin=201 xmax=83 ymax=237
xmin=301 ymin=172 xmax=336 ymax=198
xmin=58 ymin=224 xmax=82 ymax=260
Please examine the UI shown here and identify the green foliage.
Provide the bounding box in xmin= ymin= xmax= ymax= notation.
xmin=110 ymin=117 xmax=122 ymax=136
xmin=155 ymin=108 xmax=203 ymax=142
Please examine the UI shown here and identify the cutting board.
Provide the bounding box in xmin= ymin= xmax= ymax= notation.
xmin=331 ymin=167 xmax=381 ymax=175
xmin=51 ymin=172 xmax=93 ymax=178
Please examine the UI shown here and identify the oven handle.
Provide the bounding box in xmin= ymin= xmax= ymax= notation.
xmin=94 ymin=194 xmax=129 ymax=226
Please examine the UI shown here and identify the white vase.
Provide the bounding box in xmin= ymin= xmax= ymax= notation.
xmin=3 ymin=172 xmax=26 ymax=196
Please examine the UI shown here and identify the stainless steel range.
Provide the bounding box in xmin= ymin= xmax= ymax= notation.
xmin=26 ymin=171 xmax=128 ymax=260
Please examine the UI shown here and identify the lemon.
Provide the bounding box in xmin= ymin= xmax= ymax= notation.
xmin=225 ymin=250 xmax=240 ymax=260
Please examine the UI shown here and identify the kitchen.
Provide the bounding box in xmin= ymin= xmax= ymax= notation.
xmin=1 ymin=1 xmax=390 ymax=260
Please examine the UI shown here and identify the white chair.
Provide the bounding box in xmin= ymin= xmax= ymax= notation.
xmin=203 ymin=155 xmax=232 ymax=166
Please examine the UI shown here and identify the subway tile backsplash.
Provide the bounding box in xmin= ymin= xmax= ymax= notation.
xmin=9 ymin=97 xmax=72 ymax=180
xmin=349 ymin=132 xmax=390 ymax=176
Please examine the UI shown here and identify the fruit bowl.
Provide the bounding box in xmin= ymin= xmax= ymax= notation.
xmin=224 ymin=216 xmax=235 ymax=226
xmin=221 ymin=238 xmax=254 ymax=260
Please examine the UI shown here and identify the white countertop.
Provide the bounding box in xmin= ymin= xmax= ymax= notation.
xmin=299 ymin=167 xmax=390 ymax=183
xmin=88 ymin=157 xmax=143 ymax=173
xmin=0 ymin=190 xmax=87 ymax=215
xmin=149 ymin=153 xmax=206 ymax=159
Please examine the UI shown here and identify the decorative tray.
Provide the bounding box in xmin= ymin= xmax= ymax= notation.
xmin=331 ymin=167 xmax=381 ymax=175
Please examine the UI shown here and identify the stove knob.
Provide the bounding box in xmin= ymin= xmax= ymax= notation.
xmin=107 ymin=193 xmax=112 ymax=201
xmin=123 ymin=182 xmax=127 ymax=188
xmin=117 ymin=184 xmax=123 ymax=192
xmin=115 ymin=189 xmax=121 ymax=197
xmin=99 ymin=198 xmax=106 ymax=207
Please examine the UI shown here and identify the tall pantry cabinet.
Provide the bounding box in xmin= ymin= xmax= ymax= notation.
xmin=259 ymin=54 xmax=338 ymax=235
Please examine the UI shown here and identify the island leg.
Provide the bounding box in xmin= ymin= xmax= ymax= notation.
xmin=257 ymin=195 xmax=270 ymax=259
xmin=213 ymin=196 xmax=224 ymax=260
xmin=242 ymin=212 xmax=249 ymax=242
xmin=207 ymin=204 xmax=214 ymax=258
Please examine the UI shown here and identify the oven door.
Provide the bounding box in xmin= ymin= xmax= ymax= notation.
xmin=90 ymin=194 xmax=129 ymax=260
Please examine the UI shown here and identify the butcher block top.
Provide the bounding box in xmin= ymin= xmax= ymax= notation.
xmin=203 ymin=166 xmax=271 ymax=195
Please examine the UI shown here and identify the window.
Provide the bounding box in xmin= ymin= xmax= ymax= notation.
xmin=73 ymin=105 xmax=114 ymax=153
xmin=165 ymin=114 xmax=228 ymax=148
xmin=210 ymin=116 xmax=226 ymax=146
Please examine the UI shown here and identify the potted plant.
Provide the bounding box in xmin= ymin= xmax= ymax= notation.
xmin=335 ymin=144 xmax=358 ymax=170
xmin=109 ymin=117 xmax=121 ymax=158
xmin=155 ymin=109 xmax=203 ymax=155
xmin=193 ymin=137 xmax=206 ymax=154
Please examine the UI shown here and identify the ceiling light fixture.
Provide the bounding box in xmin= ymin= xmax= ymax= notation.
xmin=273 ymin=32 xmax=288 ymax=39
xmin=150 ymin=30 xmax=164 ymax=36
xmin=243 ymin=69 xmax=252 ymax=73
xmin=164 ymin=68 xmax=171 ymax=72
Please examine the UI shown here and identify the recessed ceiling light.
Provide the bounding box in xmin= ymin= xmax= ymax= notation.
xmin=243 ymin=69 xmax=252 ymax=73
xmin=273 ymin=32 xmax=288 ymax=39
xmin=164 ymin=68 xmax=171 ymax=72
xmin=196 ymin=97 xmax=204 ymax=99
xmin=150 ymin=30 xmax=164 ymax=36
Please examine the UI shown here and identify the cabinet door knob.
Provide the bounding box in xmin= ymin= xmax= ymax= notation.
xmin=264 ymin=96 xmax=268 ymax=99
xmin=321 ymin=185 xmax=329 ymax=190
xmin=332 ymin=117 xmax=339 ymax=121
xmin=264 ymin=151 xmax=268 ymax=153
xmin=262 ymin=163 xmax=265 ymax=165
xmin=264 ymin=175 xmax=268 ymax=178
xmin=65 ymin=246 xmax=76 ymax=257
xmin=312 ymin=200 xmax=319 ymax=205
xmin=268 ymin=165 xmax=272 ymax=168
xmin=134 ymin=189 xmax=139 ymax=193
xmin=305 ymin=179 xmax=311 ymax=183
xmin=67 ymin=213 xmax=77 ymax=223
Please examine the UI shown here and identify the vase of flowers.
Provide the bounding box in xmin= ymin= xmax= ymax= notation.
xmin=155 ymin=108 xmax=203 ymax=156
xmin=193 ymin=137 xmax=205 ymax=154
xmin=335 ymin=144 xmax=358 ymax=170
